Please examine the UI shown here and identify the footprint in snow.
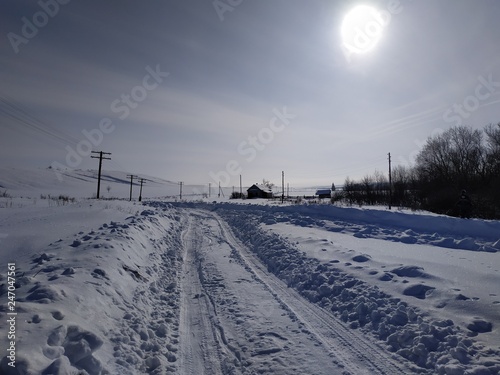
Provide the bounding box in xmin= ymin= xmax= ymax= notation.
xmin=402 ymin=284 xmax=435 ymax=299
xmin=391 ymin=265 xmax=431 ymax=279
xmin=51 ymin=310 xmax=65 ymax=320
xmin=467 ymin=319 xmax=493 ymax=333
xmin=352 ymin=254 xmax=371 ymax=262
xmin=62 ymin=268 xmax=75 ymax=276
xmin=25 ymin=285 xmax=62 ymax=303
xmin=91 ymin=268 xmax=109 ymax=280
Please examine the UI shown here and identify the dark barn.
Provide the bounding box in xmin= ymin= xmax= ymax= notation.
xmin=315 ymin=189 xmax=332 ymax=199
xmin=247 ymin=184 xmax=274 ymax=199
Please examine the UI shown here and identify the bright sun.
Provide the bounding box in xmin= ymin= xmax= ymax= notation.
xmin=341 ymin=5 xmax=385 ymax=54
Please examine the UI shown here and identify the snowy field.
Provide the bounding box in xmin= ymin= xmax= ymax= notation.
xmin=0 ymin=168 xmax=499 ymax=374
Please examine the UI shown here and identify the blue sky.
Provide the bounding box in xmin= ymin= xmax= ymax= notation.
xmin=1 ymin=0 xmax=500 ymax=188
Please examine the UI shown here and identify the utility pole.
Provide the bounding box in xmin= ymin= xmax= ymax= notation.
xmin=282 ymin=171 xmax=285 ymax=203
xmin=179 ymin=182 xmax=183 ymax=200
xmin=218 ymin=182 xmax=224 ymax=198
xmin=91 ymin=151 xmax=111 ymax=199
xmin=138 ymin=178 xmax=146 ymax=202
xmin=127 ymin=175 xmax=136 ymax=201
xmin=240 ymin=175 xmax=242 ymax=199
xmin=209 ymin=183 xmax=211 ymax=198
xmin=287 ymin=183 xmax=289 ymax=198
xmin=388 ymin=152 xmax=392 ymax=210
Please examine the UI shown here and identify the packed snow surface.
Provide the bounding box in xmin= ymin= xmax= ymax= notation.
xmin=0 ymin=170 xmax=499 ymax=374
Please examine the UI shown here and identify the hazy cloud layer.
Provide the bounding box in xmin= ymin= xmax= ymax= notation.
xmin=2 ymin=0 xmax=500 ymax=187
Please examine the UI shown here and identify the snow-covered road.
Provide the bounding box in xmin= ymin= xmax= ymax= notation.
xmin=177 ymin=209 xmax=412 ymax=374
xmin=0 ymin=199 xmax=499 ymax=374
xmin=179 ymin=212 xmax=228 ymax=375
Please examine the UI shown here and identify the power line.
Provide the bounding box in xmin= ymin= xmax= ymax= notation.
xmin=0 ymin=96 xmax=81 ymax=147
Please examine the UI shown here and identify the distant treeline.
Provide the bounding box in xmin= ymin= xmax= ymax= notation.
xmin=335 ymin=124 xmax=500 ymax=219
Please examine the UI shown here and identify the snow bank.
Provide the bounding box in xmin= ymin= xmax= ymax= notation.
xmin=209 ymin=204 xmax=500 ymax=374
xmin=0 ymin=203 xmax=185 ymax=374
xmin=1 ymin=195 xmax=498 ymax=374
xmin=204 ymin=202 xmax=500 ymax=252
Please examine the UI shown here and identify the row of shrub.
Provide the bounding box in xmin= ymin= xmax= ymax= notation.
xmin=0 ymin=192 xmax=77 ymax=208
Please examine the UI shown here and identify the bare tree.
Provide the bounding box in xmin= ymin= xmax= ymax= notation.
xmin=416 ymin=126 xmax=485 ymax=187
xmin=416 ymin=132 xmax=453 ymax=184
xmin=485 ymin=123 xmax=500 ymax=177
xmin=373 ymin=169 xmax=387 ymax=190
xmin=343 ymin=177 xmax=356 ymax=206
xmin=361 ymin=175 xmax=374 ymax=205
xmin=262 ymin=179 xmax=275 ymax=190
xmin=448 ymin=126 xmax=485 ymax=185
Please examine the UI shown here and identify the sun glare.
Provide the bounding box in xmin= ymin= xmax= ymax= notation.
xmin=341 ymin=5 xmax=385 ymax=54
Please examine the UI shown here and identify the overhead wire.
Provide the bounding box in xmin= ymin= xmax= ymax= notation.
xmin=0 ymin=96 xmax=396 ymax=189
xmin=0 ymin=95 xmax=82 ymax=147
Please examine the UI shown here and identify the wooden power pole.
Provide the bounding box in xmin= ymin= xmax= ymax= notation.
xmin=91 ymin=151 xmax=111 ymax=199
xmin=138 ymin=178 xmax=146 ymax=202
xmin=388 ymin=152 xmax=392 ymax=210
xmin=281 ymin=171 xmax=285 ymax=203
xmin=127 ymin=175 xmax=136 ymax=201
xmin=218 ymin=181 xmax=224 ymax=198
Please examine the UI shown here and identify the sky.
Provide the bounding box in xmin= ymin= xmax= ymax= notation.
xmin=1 ymin=0 xmax=500 ymax=188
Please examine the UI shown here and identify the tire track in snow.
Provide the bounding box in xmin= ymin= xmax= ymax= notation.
xmin=210 ymin=210 xmax=415 ymax=375
xmin=180 ymin=210 xmax=348 ymax=374
xmin=179 ymin=213 xmax=239 ymax=375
